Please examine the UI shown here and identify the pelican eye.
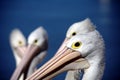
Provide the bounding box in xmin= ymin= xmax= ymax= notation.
xmin=18 ymin=41 xmax=22 ymax=45
xmin=72 ymin=41 xmax=82 ymax=49
xmin=72 ymin=32 xmax=76 ymax=36
xmin=34 ymin=39 xmax=38 ymax=44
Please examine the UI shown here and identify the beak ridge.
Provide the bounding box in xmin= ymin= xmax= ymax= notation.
xmin=26 ymin=48 xmax=81 ymax=80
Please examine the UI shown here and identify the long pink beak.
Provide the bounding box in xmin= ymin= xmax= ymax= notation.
xmin=55 ymin=38 xmax=69 ymax=55
xmin=10 ymin=44 xmax=40 ymax=80
xmin=26 ymin=46 xmax=82 ymax=80
xmin=15 ymin=46 xmax=27 ymax=58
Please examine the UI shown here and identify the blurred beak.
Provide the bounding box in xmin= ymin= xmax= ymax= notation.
xmin=26 ymin=46 xmax=82 ymax=80
xmin=15 ymin=46 xmax=27 ymax=58
xmin=11 ymin=44 xmax=41 ymax=80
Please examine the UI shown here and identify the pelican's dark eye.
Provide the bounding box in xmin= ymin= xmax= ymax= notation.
xmin=72 ymin=32 xmax=76 ymax=36
xmin=72 ymin=41 xmax=82 ymax=49
xmin=34 ymin=39 xmax=38 ymax=44
xmin=18 ymin=41 xmax=22 ymax=45
xmin=75 ymin=42 xmax=80 ymax=47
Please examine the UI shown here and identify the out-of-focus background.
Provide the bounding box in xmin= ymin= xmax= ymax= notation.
xmin=0 ymin=0 xmax=120 ymax=80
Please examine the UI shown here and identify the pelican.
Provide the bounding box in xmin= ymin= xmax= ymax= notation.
xmin=10 ymin=27 xmax=48 ymax=80
xmin=26 ymin=27 xmax=48 ymax=77
xmin=10 ymin=29 xmax=27 ymax=80
xmin=10 ymin=29 xmax=26 ymax=66
xmin=26 ymin=20 xmax=105 ymax=80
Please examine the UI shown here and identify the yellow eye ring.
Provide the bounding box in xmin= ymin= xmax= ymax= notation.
xmin=72 ymin=41 xmax=82 ymax=49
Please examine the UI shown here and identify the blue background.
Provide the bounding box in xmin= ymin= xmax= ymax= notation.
xmin=0 ymin=0 xmax=120 ymax=80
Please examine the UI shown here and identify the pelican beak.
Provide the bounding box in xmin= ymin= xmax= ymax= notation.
xmin=26 ymin=46 xmax=82 ymax=80
xmin=15 ymin=46 xmax=27 ymax=58
xmin=55 ymin=38 xmax=69 ymax=55
xmin=11 ymin=44 xmax=41 ymax=80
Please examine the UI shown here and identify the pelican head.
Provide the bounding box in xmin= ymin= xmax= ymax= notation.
xmin=27 ymin=27 xmax=48 ymax=57
xmin=56 ymin=18 xmax=96 ymax=54
xmin=10 ymin=27 xmax=48 ymax=80
xmin=66 ymin=18 xmax=95 ymax=38
xmin=10 ymin=29 xmax=26 ymax=66
xmin=27 ymin=30 xmax=104 ymax=80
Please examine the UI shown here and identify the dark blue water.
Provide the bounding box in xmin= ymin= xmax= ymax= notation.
xmin=0 ymin=0 xmax=120 ymax=80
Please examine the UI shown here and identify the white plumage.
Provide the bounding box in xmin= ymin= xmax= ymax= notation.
xmin=66 ymin=31 xmax=105 ymax=80
xmin=66 ymin=18 xmax=95 ymax=38
xmin=10 ymin=29 xmax=26 ymax=66
xmin=65 ymin=18 xmax=105 ymax=80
